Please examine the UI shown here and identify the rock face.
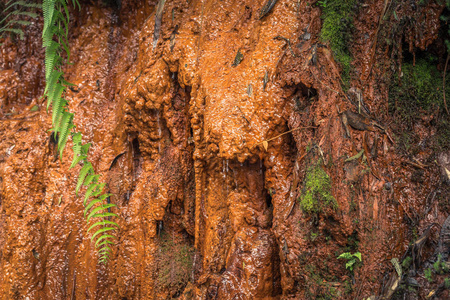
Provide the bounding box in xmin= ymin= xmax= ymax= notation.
xmin=0 ymin=0 xmax=448 ymax=299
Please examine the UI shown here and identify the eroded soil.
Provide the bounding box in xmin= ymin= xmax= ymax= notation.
xmin=0 ymin=0 xmax=449 ymax=299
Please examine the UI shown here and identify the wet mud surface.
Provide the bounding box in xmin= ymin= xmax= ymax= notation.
xmin=0 ymin=0 xmax=449 ymax=299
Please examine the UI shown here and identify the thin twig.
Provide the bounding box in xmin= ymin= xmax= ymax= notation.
xmin=253 ymin=126 xmax=317 ymax=148
xmin=403 ymin=159 xmax=428 ymax=170
xmin=443 ymin=53 xmax=449 ymax=115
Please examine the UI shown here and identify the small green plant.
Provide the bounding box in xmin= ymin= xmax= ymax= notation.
xmin=318 ymin=0 xmax=357 ymax=87
xmin=433 ymin=254 xmax=449 ymax=274
xmin=401 ymin=256 xmax=413 ymax=270
xmin=338 ymin=251 xmax=361 ymax=272
xmin=424 ymin=267 xmax=433 ymax=283
xmin=445 ymin=277 xmax=450 ymax=289
xmin=299 ymin=159 xmax=337 ymax=215
xmin=310 ymin=231 xmax=319 ymax=241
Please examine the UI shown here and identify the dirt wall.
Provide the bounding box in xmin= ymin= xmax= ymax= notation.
xmin=0 ymin=0 xmax=448 ymax=299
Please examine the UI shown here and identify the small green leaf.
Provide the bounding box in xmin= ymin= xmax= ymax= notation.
xmin=87 ymin=220 xmax=120 ymax=233
xmin=95 ymin=235 xmax=116 ymax=248
xmin=87 ymin=205 xmax=117 ymax=222
xmin=91 ymin=227 xmax=117 ymax=242
xmin=76 ymin=162 xmax=92 ymax=194
xmin=96 ymin=239 xmax=114 ymax=249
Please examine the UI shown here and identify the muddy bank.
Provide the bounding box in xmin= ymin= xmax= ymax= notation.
xmin=0 ymin=0 xmax=449 ymax=299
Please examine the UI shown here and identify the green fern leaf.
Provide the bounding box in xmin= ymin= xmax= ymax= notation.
xmin=5 ymin=1 xmax=42 ymax=10
xmin=42 ymin=0 xmax=56 ymax=37
xmin=83 ymin=174 xmax=100 ymax=188
xmin=87 ymin=204 xmax=117 ymax=222
xmin=83 ymin=195 xmax=103 ymax=211
xmin=87 ymin=220 xmax=119 ymax=233
xmin=76 ymin=162 xmax=93 ymax=195
xmin=0 ymin=10 xmax=38 ymax=25
xmin=90 ymin=182 xmax=106 ymax=198
xmin=0 ymin=28 xmax=24 ymax=39
xmin=91 ymin=227 xmax=117 ymax=242
xmin=44 ymin=70 xmax=62 ymax=98
xmin=72 ymin=132 xmax=82 ymax=155
xmin=71 ymin=0 xmax=81 ymax=10
xmin=98 ymin=245 xmax=112 ymax=254
xmin=70 ymin=154 xmax=85 ymax=169
xmin=81 ymin=143 xmax=91 ymax=155
xmin=89 ymin=212 xmax=118 ymax=222
xmin=95 ymin=235 xmax=116 ymax=248
xmin=57 ymin=111 xmax=74 ymax=156
xmin=52 ymin=99 xmax=68 ymax=132
xmin=45 ymin=41 xmax=60 ymax=79
xmin=84 ymin=194 xmax=108 ymax=213
xmin=96 ymin=239 xmax=114 ymax=249
xmin=2 ymin=19 xmax=31 ymax=27
xmin=46 ymin=81 xmax=63 ymax=111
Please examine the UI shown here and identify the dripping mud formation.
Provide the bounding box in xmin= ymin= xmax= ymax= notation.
xmin=0 ymin=0 xmax=450 ymax=299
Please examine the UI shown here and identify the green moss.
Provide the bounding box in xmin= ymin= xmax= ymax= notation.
xmin=299 ymin=160 xmax=337 ymax=215
xmin=424 ymin=267 xmax=433 ymax=283
xmin=156 ymin=231 xmax=194 ymax=296
xmin=391 ymin=58 xmax=445 ymax=110
xmin=318 ymin=0 xmax=357 ymax=87
xmin=389 ymin=56 xmax=450 ymax=150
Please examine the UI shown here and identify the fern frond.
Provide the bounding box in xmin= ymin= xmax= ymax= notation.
xmin=70 ymin=154 xmax=85 ymax=169
xmin=42 ymin=0 xmax=56 ymax=37
xmin=86 ymin=204 xmax=117 ymax=222
xmin=5 ymin=1 xmax=42 ymax=11
xmin=76 ymin=162 xmax=93 ymax=194
xmin=46 ymin=81 xmax=62 ymax=110
xmin=91 ymin=227 xmax=117 ymax=242
xmin=0 ymin=27 xmax=24 ymax=39
xmin=91 ymin=182 xmax=106 ymax=198
xmin=44 ymin=41 xmax=61 ymax=79
xmin=43 ymin=70 xmax=62 ymax=97
xmin=83 ymin=174 xmax=100 ymax=188
xmin=96 ymin=240 xmax=114 ymax=249
xmin=81 ymin=143 xmax=91 ymax=155
xmin=0 ymin=10 xmax=38 ymax=25
xmin=98 ymin=245 xmax=112 ymax=254
xmin=72 ymin=132 xmax=82 ymax=154
xmin=71 ymin=0 xmax=81 ymax=10
xmin=41 ymin=0 xmax=118 ymax=263
xmin=1 ymin=19 xmax=31 ymax=28
xmin=95 ymin=235 xmax=116 ymax=248
xmin=84 ymin=198 xmax=103 ymax=216
xmin=57 ymin=112 xmax=74 ymax=157
xmin=87 ymin=220 xmax=119 ymax=233
xmin=85 ymin=193 xmax=108 ymax=211
xmin=52 ymin=98 xmax=67 ymax=131
xmin=89 ymin=212 xmax=118 ymax=222
xmin=83 ymin=183 xmax=102 ymax=206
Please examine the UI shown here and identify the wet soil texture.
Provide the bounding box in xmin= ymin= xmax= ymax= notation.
xmin=0 ymin=0 xmax=449 ymax=299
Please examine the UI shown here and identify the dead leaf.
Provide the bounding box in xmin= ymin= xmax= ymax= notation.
xmin=263 ymin=141 xmax=268 ymax=151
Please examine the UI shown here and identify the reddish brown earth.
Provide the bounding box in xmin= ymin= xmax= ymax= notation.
xmin=0 ymin=0 xmax=449 ymax=299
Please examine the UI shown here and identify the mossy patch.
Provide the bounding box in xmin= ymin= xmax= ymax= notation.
xmin=156 ymin=231 xmax=194 ymax=297
xmin=390 ymin=57 xmax=446 ymax=110
xmin=318 ymin=0 xmax=357 ymax=87
xmin=389 ymin=56 xmax=450 ymax=150
xmin=299 ymin=160 xmax=337 ymax=215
